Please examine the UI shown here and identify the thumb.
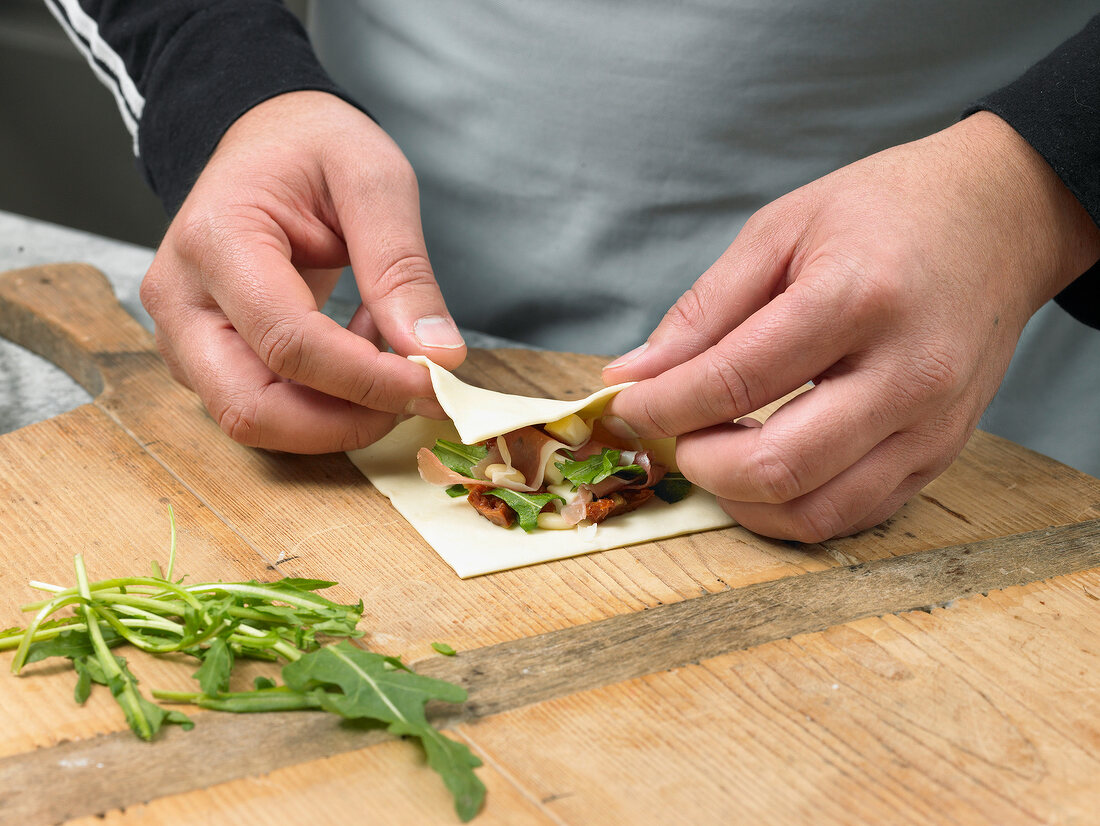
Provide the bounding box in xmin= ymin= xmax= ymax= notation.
xmin=336 ymin=159 xmax=466 ymax=371
xmin=602 ymin=205 xmax=801 ymax=383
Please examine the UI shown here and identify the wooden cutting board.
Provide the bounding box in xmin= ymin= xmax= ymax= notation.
xmin=1 ymin=262 xmax=1098 ymax=825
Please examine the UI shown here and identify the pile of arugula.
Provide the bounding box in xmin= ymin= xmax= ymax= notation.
xmin=431 ymin=437 xmax=693 ymax=531
xmin=0 ymin=507 xmax=485 ymax=822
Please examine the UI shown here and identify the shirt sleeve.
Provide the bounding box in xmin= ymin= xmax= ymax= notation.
xmin=966 ymin=14 xmax=1100 ymax=329
xmin=43 ymin=0 xmax=366 ymax=215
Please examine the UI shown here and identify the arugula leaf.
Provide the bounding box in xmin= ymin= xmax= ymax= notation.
xmin=555 ymin=449 xmax=644 ymax=488
xmin=431 ymin=439 xmax=489 ymax=478
xmin=445 ymin=484 xmax=470 ymax=498
xmin=485 ymin=489 xmax=564 ymax=533
xmin=2 ymin=617 xmax=80 ymax=645
xmin=653 ymin=472 xmax=693 ymax=504
xmin=106 ymin=655 xmax=194 ymax=736
xmin=6 ymin=510 xmax=480 ymax=821
xmin=23 ymin=626 xmax=123 ymax=665
xmin=72 ymin=654 xmax=100 ymax=704
xmin=193 ymin=636 xmax=234 ymax=696
xmin=283 ymin=641 xmax=484 ymax=821
xmin=431 ymin=642 xmax=457 ymax=656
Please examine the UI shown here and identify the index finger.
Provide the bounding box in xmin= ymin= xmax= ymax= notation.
xmin=604 ymin=268 xmax=866 ymax=438
xmin=204 ymin=235 xmax=443 ymax=417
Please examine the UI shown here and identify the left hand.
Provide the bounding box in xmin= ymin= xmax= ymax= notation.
xmin=602 ymin=112 xmax=1100 ymax=541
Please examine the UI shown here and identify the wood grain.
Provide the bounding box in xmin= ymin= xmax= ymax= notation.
xmin=3 ymin=518 xmax=1097 ymax=824
xmin=458 ymin=566 xmax=1100 ymax=825
xmin=3 ymin=262 xmax=1100 ymax=825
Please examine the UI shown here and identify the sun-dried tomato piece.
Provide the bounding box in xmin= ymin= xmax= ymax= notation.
xmin=584 ymin=488 xmax=656 ymax=523
xmin=606 ymin=488 xmax=655 ymax=517
xmin=466 ymin=486 xmax=515 ymax=528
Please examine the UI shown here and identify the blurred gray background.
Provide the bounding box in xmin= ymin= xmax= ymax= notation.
xmin=0 ymin=0 xmax=309 ymax=247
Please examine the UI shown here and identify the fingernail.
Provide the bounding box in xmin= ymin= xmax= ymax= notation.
xmin=605 ymin=342 xmax=648 ymax=370
xmin=413 ymin=315 xmax=465 ymax=349
xmin=602 ymin=415 xmax=640 ymax=440
xmin=404 ymin=397 xmax=446 ymax=418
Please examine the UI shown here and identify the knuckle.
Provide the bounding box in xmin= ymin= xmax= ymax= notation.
xmin=353 ymin=144 xmax=418 ymax=197
xmin=214 ymin=393 xmax=263 ymax=447
xmin=878 ymin=345 xmax=966 ymax=418
xmin=630 ymin=393 xmax=679 ymax=439
xmin=173 ymin=211 xmax=231 ymax=264
xmin=701 ymin=351 xmax=758 ymax=418
xmin=371 ymin=253 xmax=436 ymax=304
xmin=345 ymin=369 xmax=388 ymax=410
xmin=744 ymin=441 xmax=807 ymax=504
xmin=906 ymin=347 xmax=964 ymax=400
xmin=740 ymin=200 xmax=790 ymax=242
xmin=785 ymin=498 xmax=848 ymax=544
xmin=139 ymin=266 xmax=168 ymax=317
xmin=338 ymin=412 xmax=391 ymax=452
xmin=386 ymin=153 xmax=419 ymax=193
xmin=255 ymin=318 xmax=307 ymax=379
xmin=663 ymin=286 xmax=710 ymax=334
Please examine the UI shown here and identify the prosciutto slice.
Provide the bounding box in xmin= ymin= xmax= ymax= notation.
xmin=493 ymin=427 xmax=569 ymax=491
xmin=416 ymin=448 xmax=531 ymax=492
xmin=585 ymin=449 xmax=666 ymax=498
xmin=417 ymin=426 xmax=569 ymax=493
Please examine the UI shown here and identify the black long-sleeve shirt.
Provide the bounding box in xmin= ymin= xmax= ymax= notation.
xmin=965 ymin=15 xmax=1100 ymax=329
xmin=46 ymin=1 xmax=1100 ymax=327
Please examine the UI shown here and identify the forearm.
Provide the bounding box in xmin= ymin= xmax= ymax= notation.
xmin=45 ymin=0 xmax=363 ymax=213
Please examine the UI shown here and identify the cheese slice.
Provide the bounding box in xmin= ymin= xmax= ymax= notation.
xmin=408 ymin=355 xmax=631 ymax=444
xmin=347 ymin=357 xmax=736 ymax=578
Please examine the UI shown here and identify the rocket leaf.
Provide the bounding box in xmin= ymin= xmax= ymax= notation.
xmin=485 ymin=489 xmax=563 ymax=533
xmin=431 ymin=439 xmax=489 ymax=477
xmin=653 ymin=471 xmax=693 ymax=504
xmin=192 ymin=636 xmax=234 ymax=696
xmin=283 ymin=641 xmax=485 ymax=822
xmin=555 ymin=448 xmax=644 ymax=488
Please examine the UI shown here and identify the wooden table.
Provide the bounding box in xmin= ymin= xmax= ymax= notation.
xmin=1 ymin=263 xmax=1098 ymax=825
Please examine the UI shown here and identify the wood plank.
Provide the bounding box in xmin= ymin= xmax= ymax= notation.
xmin=0 ymin=404 xmax=280 ymax=759
xmin=457 ymin=567 xmax=1100 ymax=825
xmin=3 ymin=519 xmax=1097 ymax=823
xmin=46 ymin=570 xmax=1100 ymax=826
xmin=3 ymin=264 xmax=1099 ymax=667
xmin=32 ymin=738 xmax=555 ymax=826
xmin=4 ymin=262 xmax=1100 ymax=825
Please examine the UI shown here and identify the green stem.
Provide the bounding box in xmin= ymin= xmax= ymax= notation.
xmin=165 ymin=503 xmax=178 ymax=582
xmin=183 ymin=583 xmax=344 ymax=614
xmin=74 ymin=554 xmax=155 ymax=741
xmin=11 ymin=593 xmax=85 ymax=673
xmin=153 ymin=686 xmax=321 ymax=713
xmin=233 ymin=623 xmax=304 ymax=662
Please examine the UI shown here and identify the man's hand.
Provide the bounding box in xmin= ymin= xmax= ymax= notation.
xmin=603 ymin=112 xmax=1100 ymax=541
xmin=140 ymin=91 xmax=465 ymax=453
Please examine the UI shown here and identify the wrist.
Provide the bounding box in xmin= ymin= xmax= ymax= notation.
xmin=950 ymin=111 xmax=1100 ymax=309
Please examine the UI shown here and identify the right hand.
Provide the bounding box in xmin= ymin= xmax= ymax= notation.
xmin=140 ymin=91 xmax=465 ymax=453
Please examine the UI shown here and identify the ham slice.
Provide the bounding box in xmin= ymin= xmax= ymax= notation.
xmin=417 ymin=426 xmax=569 ymax=493
xmin=585 ymin=449 xmax=666 ymax=498
xmin=560 ymin=487 xmax=594 ymax=525
xmin=495 ymin=427 xmax=570 ymax=491
xmin=417 ymin=447 xmax=531 ymax=491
